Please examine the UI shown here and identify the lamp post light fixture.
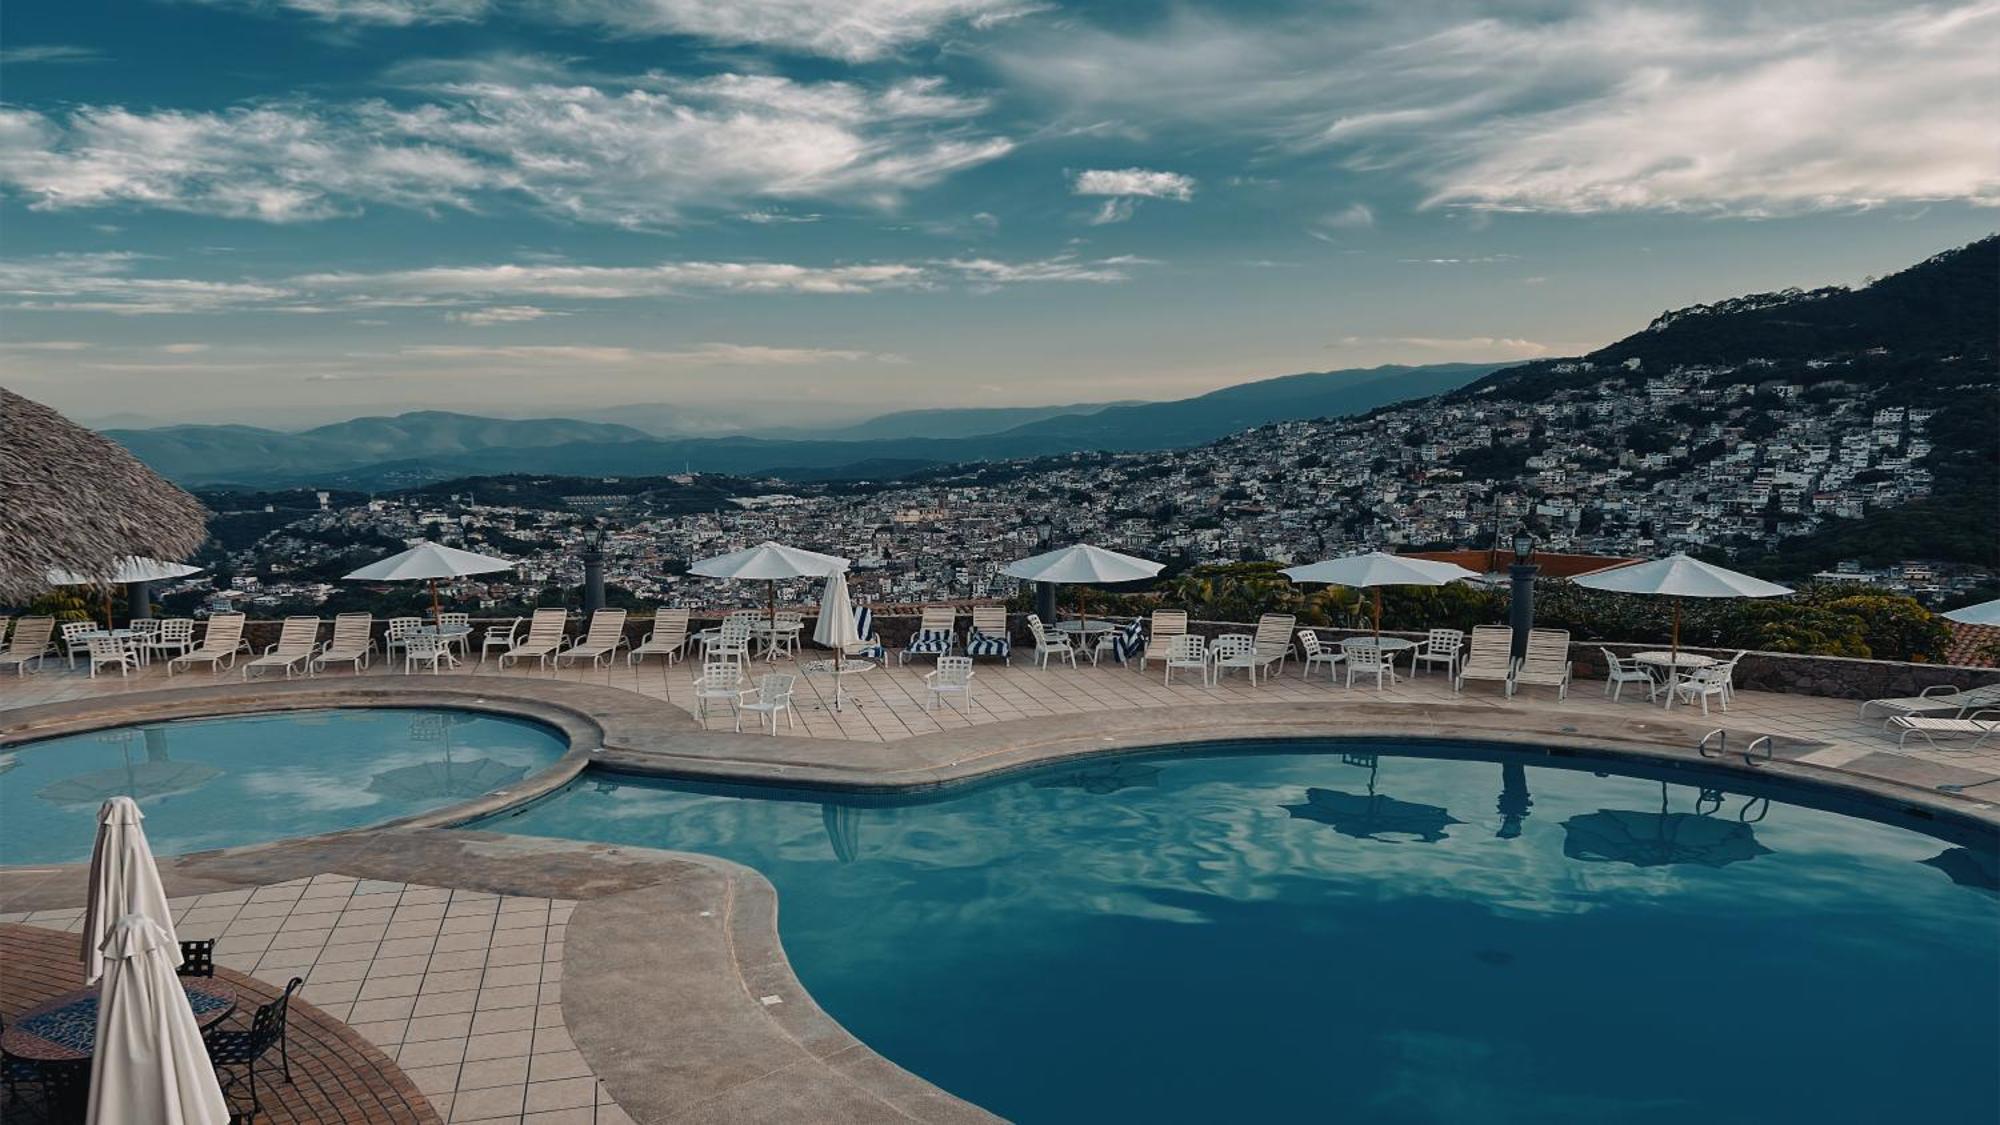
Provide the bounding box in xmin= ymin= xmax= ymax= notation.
xmin=1512 ymin=526 xmax=1536 ymax=563
xmin=1033 ymin=519 xmax=1057 ymax=623
xmin=581 ymin=521 xmax=611 ymax=614
xmin=1508 ymin=524 xmax=1539 ymax=663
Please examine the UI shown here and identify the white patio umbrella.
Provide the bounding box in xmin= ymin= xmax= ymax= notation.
xmin=87 ymin=914 xmax=231 ymax=1125
xmin=1002 ymin=544 xmax=1163 ymax=625
xmin=1942 ymin=598 xmax=2000 ymax=626
xmin=82 ymin=796 xmax=179 ymax=985
xmin=1572 ymin=552 xmax=1792 ymax=664
xmin=813 ymin=568 xmax=863 ymax=672
xmin=343 ymin=540 xmax=515 ymax=626
xmin=48 ymin=557 xmax=205 ymax=628
xmin=1280 ymin=552 xmax=1480 ymax=638
xmin=690 ymin=541 xmax=850 ymax=637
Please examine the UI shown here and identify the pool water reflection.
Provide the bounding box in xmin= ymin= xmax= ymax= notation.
xmin=0 ymin=709 xmax=566 ymax=865
xmin=486 ymin=744 xmax=1999 ymax=1125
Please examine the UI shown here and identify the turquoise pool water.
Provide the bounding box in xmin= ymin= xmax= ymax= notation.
xmin=486 ymin=743 xmax=2000 ymax=1125
xmin=0 ymin=708 xmax=566 ymax=865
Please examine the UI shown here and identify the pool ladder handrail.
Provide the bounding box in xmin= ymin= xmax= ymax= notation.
xmin=1697 ymin=729 xmax=1773 ymax=768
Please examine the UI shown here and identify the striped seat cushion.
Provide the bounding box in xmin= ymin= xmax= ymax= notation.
xmin=1109 ymin=620 xmax=1147 ymax=663
xmin=905 ymin=628 xmax=954 ymax=654
xmin=850 ymin=607 xmax=885 ymax=658
xmin=965 ymin=630 xmax=1011 ymax=658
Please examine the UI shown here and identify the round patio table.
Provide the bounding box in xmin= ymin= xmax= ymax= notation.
xmin=1633 ymin=651 xmax=1719 ymax=709
xmin=1051 ymin=621 xmax=1114 ymax=635
xmin=800 ymin=658 xmax=874 ymax=712
xmin=2 ymin=978 xmax=236 ymax=1062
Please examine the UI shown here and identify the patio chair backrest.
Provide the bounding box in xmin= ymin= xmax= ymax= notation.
xmin=919 ymin=606 xmax=956 ymax=634
xmin=406 ymin=632 xmax=448 ymax=659
xmin=200 ymin=614 xmax=245 ymax=650
xmin=1168 ymin=634 xmax=1206 ymax=661
xmin=1345 ymin=638 xmax=1385 ymax=662
xmin=774 ymin=610 xmax=804 ymax=629
xmin=1254 ymin=614 xmax=1295 ymax=651
xmin=1601 ymin=647 xmax=1634 ymax=673
xmin=62 ymin=621 xmax=96 ymax=648
xmin=131 ymin=618 xmax=162 ymax=637
xmin=933 ymin=656 xmax=974 ymax=686
xmin=697 ymin=662 xmax=743 ymax=692
xmin=87 ymin=635 xmax=127 ymax=660
xmin=754 ymin=673 xmax=796 ymax=704
xmin=1152 ymin=610 xmax=1188 ymax=638
xmin=971 ymin=605 xmax=1007 ymax=636
xmin=332 ymin=614 xmax=372 ymax=648
xmin=652 ymin=608 xmax=689 ymax=642
xmin=726 ymin=609 xmax=763 ymax=626
xmin=275 ymin=617 xmax=320 ymax=651
xmin=525 ymin=608 xmax=568 ymax=644
xmin=585 ymin=608 xmax=627 ymax=644
xmin=1466 ymin=625 xmax=1512 ymax=660
xmin=1297 ymin=629 xmax=1325 ymax=656
xmin=1214 ymin=634 xmax=1255 ymax=661
xmin=158 ymin=618 xmax=195 ymax=645
xmin=8 ymin=616 xmax=54 ymax=655
xmin=720 ymin=616 xmax=753 ymax=641
xmin=1427 ymin=628 xmax=1464 ymax=655
xmin=438 ymin=611 xmax=471 ymax=633
xmin=1524 ymin=629 xmax=1570 ymax=667
xmin=1024 ymin=614 xmax=1057 ymax=646
xmin=387 ymin=617 xmax=422 ymax=639
xmin=1687 ymin=665 xmax=1731 ymax=689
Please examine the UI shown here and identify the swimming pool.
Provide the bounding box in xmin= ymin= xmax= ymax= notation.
xmin=0 ymin=708 xmax=568 ymax=865
xmin=486 ymin=742 xmax=1999 ymax=1125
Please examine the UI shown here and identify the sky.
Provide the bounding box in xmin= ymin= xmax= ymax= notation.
xmin=0 ymin=0 xmax=1995 ymax=431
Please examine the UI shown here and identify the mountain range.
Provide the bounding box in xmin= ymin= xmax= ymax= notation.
xmin=106 ymin=363 xmax=1496 ymax=488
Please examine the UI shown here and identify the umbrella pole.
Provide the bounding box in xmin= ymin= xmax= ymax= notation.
xmin=1670 ymin=598 xmax=1681 ymax=666
xmin=103 ymin=588 xmax=116 ymax=630
xmin=768 ymin=580 xmax=777 ymax=662
xmin=1373 ymin=588 xmax=1383 ymax=639
xmin=430 ymin=578 xmax=443 ymax=628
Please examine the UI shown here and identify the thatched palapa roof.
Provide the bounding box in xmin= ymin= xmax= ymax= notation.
xmin=0 ymin=387 xmax=209 ymax=603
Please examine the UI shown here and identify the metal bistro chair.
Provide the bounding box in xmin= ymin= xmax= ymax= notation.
xmin=205 ymin=977 xmax=303 ymax=1122
xmin=178 ymin=938 xmax=216 ymax=977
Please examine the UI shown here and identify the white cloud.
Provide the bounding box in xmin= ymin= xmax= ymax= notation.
xmin=0 ymin=45 xmax=104 ymax=65
xmin=192 ymin=0 xmax=487 ymax=24
xmin=0 ymin=71 xmax=1013 ymax=227
xmin=1001 ymin=2 xmax=2000 ymax=216
xmin=1324 ymin=202 xmax=1374 ymax=229
xmin=0 ymin=252 xmax=298 ymax=315
xmin=159 ymin=342 xmax=211 ymax=353
xmin=0 ymin=339 xmax=93 ymax=350
xmin=447 ymin=305 xmax=563 ymax=325
xmin=1072 ymin=168 xmax=1197 ymax=201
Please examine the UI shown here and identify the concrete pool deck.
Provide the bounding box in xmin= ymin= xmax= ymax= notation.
xmin=3 ymin=660 xmax=1997 ymax=1123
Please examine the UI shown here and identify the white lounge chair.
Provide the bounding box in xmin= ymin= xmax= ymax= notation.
xmin=1025 ymin=614 xmax=1077 ymax=669
xmin=1344 ymin=639 xmax=1396 ymax=691
xmin=1412 ymin=629 xmax=1464 ymax=678
xmin=559 ymin=609 xmax=628 ymax=668
xmin=630 ymin=609 xmax=689 ymax=666
xmin=901 ymin=606 xmax=957 ymax=665
xmin=499 ymin=609 xmax=568 ymax=670
xmin=0 ymin=616 xmax=54 ymax=676
xmin=1511 ymin=629 xmax=1572 ymax=699
xmin=169 ymin=614 xmax=245 ymax=676
xmin=737 ymin=673 xmax=797 ymax=733
xmin=1601 ymin=648 xmax=1657 ymax=703
xmin=1212 ymin=634 xmax=1259 ymax=684
xmin=1163 ymin=633 xmax=1209 ymax=686
xmin=924 ymin=656 xmax=975 ymax=712
xmin=965 ymin=606 xmax=1012 ymax=664
xmin=1296 ymin=630 xmax=1343 ymax=680
xmin=1140 ymin=611 xmax=1188 ymax=671
xmin=313 ymin=613 xmax=375 ymax=674
xmin=1252 ymin=613 xmax=1295 ymax=680
xmin=1887 ymin=710 xmax=2000 ymax=751
xmin=243 ymin=617 xmax=320 ymax=680
xmin=1858 ymin=683 xmax=2000 ymax=721
xmin=692 ymin=662 xmax=745 ymax=726
xmin=1455 ymin=626 xmax=1515 ymax=696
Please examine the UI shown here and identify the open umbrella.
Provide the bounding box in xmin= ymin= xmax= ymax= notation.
xmin=1280 ymin=551 xmax=1479 ymax=638
xmin=691 ymin=541 xmax=849 ymax=642
xmin=1002 ymin=544 xmax=1163 ymax=626
xmin=81 ymin=797 xmax=180 ymax=985
xmin=1572 ymin=552 xmax=1791 ymax=666
xmin=1941 ymin=598 xmax=2000 ymax=626
xmin=1560 ymin=783 xmax=1771 ymax=869
xmin=87 ymin=914 xmax=231 ymax=1125
xmin=48 ymin=557 xmax=206 ymax=628
xmin=344 ymin=540 xmax=515 ymax=627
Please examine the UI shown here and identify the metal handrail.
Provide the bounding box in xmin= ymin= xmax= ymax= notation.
xmin=1696 ymin=729 xmax=1727 ymax=759
xmin=1744 ymin=736 xmax=1773 ymax=766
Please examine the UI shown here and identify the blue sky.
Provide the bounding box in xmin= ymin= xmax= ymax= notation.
xmin=1 ymin=0 xmax=1995 ymax=429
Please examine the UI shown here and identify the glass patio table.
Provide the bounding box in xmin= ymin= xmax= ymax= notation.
xmin=2 ymin=978 xmax=236 ymax=1062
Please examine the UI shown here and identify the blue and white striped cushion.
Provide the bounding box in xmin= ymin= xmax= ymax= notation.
xmin=1110 ymin=620 xmax=1147 ymax=663
xmin=965 ymin=630 xmax=1011 ymax=659
xmin=905 ymin=628 xmax=954 ymax=655
xmin=850 ymin=607 xmax=885 ymax=658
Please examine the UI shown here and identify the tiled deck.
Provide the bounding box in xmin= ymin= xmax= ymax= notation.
xmin=5 ymin=648 xmax=1996 ymax=793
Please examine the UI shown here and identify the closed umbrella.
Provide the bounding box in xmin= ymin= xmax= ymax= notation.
xmin=1941 ymin=598 xmax=2000 ymax=626
xmin=87 ymin=914 xmax=231 ymax=1125
xmin=1572 ymin=552 xmax=1791 ymax=666
xmin=48 ymin=557 xmax=204 ymax=629
xmin=344 ymin=540 xmax=515 ymax=628
xmin=691 ymin=540 xmax=849 ymax=641
xmin=81 ymin=797 xmax=179 ymax=985
xmin=813 ymin=568 xmax=863 ymax=671
xmin=1280 ymin=551 xmax=1479 ymax=638
xmin=1002 ymin=544 xmax=1163 ymax=626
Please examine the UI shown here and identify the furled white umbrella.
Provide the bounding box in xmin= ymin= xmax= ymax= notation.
xmin=82 ymin=796 xmax=179 ymax=985
xmin=49 ymin=557 xmax=205 ymax=629
xmin=813 ymin=568 xmax=863 ymax=669
xmin=1942 ymin=598 xmax=2000 ymax=626
xmin=691 ymin=541 xmax=850 ymax=638
xmin=1573 ymin=552 xmax=1792 ymax=664
xmin=343 ymin=540 xmax=515 ymax=626
xmin=1281 ymin=551 xmax=1480 ymax=637
xmin=87 ymin=914 xmax=231 ymax=1125
xmin=1002 ymin=544 xmax=1163 ymax=626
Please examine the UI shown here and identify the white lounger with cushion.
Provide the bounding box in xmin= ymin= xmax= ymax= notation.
xmin=1859 ymin=683 xmax=2000 ymax=721
xmin=1887 ymin=710 xmax=2000 ymax=751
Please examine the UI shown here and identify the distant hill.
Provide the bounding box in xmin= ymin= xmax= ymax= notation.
xmin=106 ymin=363 xmax=1496 ymax=488
xmin=756 ymin=401 xmax=1132 ymax=442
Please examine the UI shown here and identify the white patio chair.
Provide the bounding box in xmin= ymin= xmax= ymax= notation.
xmin=499 ymin=609 xmax=568 ymax=670
xmin=1296 ymin=630 xmax=1343 ymax=681
xmin=1412 ymin=629 xmax=1464 ymax=678
xmin=86 ymin=634 xmax=140 ymax=679
xmin=141 ymin=618 xmax=197 ymax=665
xmin=436 ymin=612 xmax=473 ymax=657
xmin=737 ymin=673 xmax=797 ymax=733
xmin=0 ymin=616 xmax=54 ymax=676
xmin=383 ymin=617 xmax=423 ymax=663
xmin=313 ymin=613 xmax=375 ymax=674
xmin=60 ymin=621 xmax=97 ymax=669
xmin=692 ymin=662 xmax=745 ymax=726
xmin=1025 ymin=614 xmax=1077 ymax=669
xmin=1601 ymin=648 xmax=1657 ymax=703
xmin=1717 ymin=649 xmax=1748 ymax=703
xmin=630 ymin=609 xmax=689 ymax=666
xmin=760 ymin=610 xmax=805 ymax=661
xmin=404 ymin=631 xmax=452 ymax=674
xmin=480 ymin=617 xmax=524 ymax=664
xmin=559 ymin=608 xmax=629 ymax=668
xmin=1670 ymin=663 xmax=1731 ymax=715
xmin=243 ymin=617 xmax=320 ymax=680
xmin=1163 ymin=633 xmax=1209 ymax=686
xmin=1343 ymin=639 xmax=1396 ymax=691
xmin=126 ymin=618 xmax=162 ymax=664
xmin=1511 ymin=629 xmax=1572 ymax=700
xmin=1212 ymin=634 xmax=1260 ymax=684
xmin=1140 ymin=610 xmax=1188 ymax=671
xmin=1455 ymin=626 xmax=1515 ymax=696
xmin=924 ymin=656 xmax=976 ymax=712
xmin=169 ymin=614 xmax=245 ymax=676
xmin=702 ymin=616 xmax=753 ymax=669
xmin=1252 ymin=614 xmax=1295 ymax=680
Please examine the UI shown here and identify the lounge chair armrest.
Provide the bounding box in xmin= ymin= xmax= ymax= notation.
xmin=1969 ymin=709 xmax=2000 ymax=722
xmin=1919 ymin=684 xmax=1960 ymax=698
